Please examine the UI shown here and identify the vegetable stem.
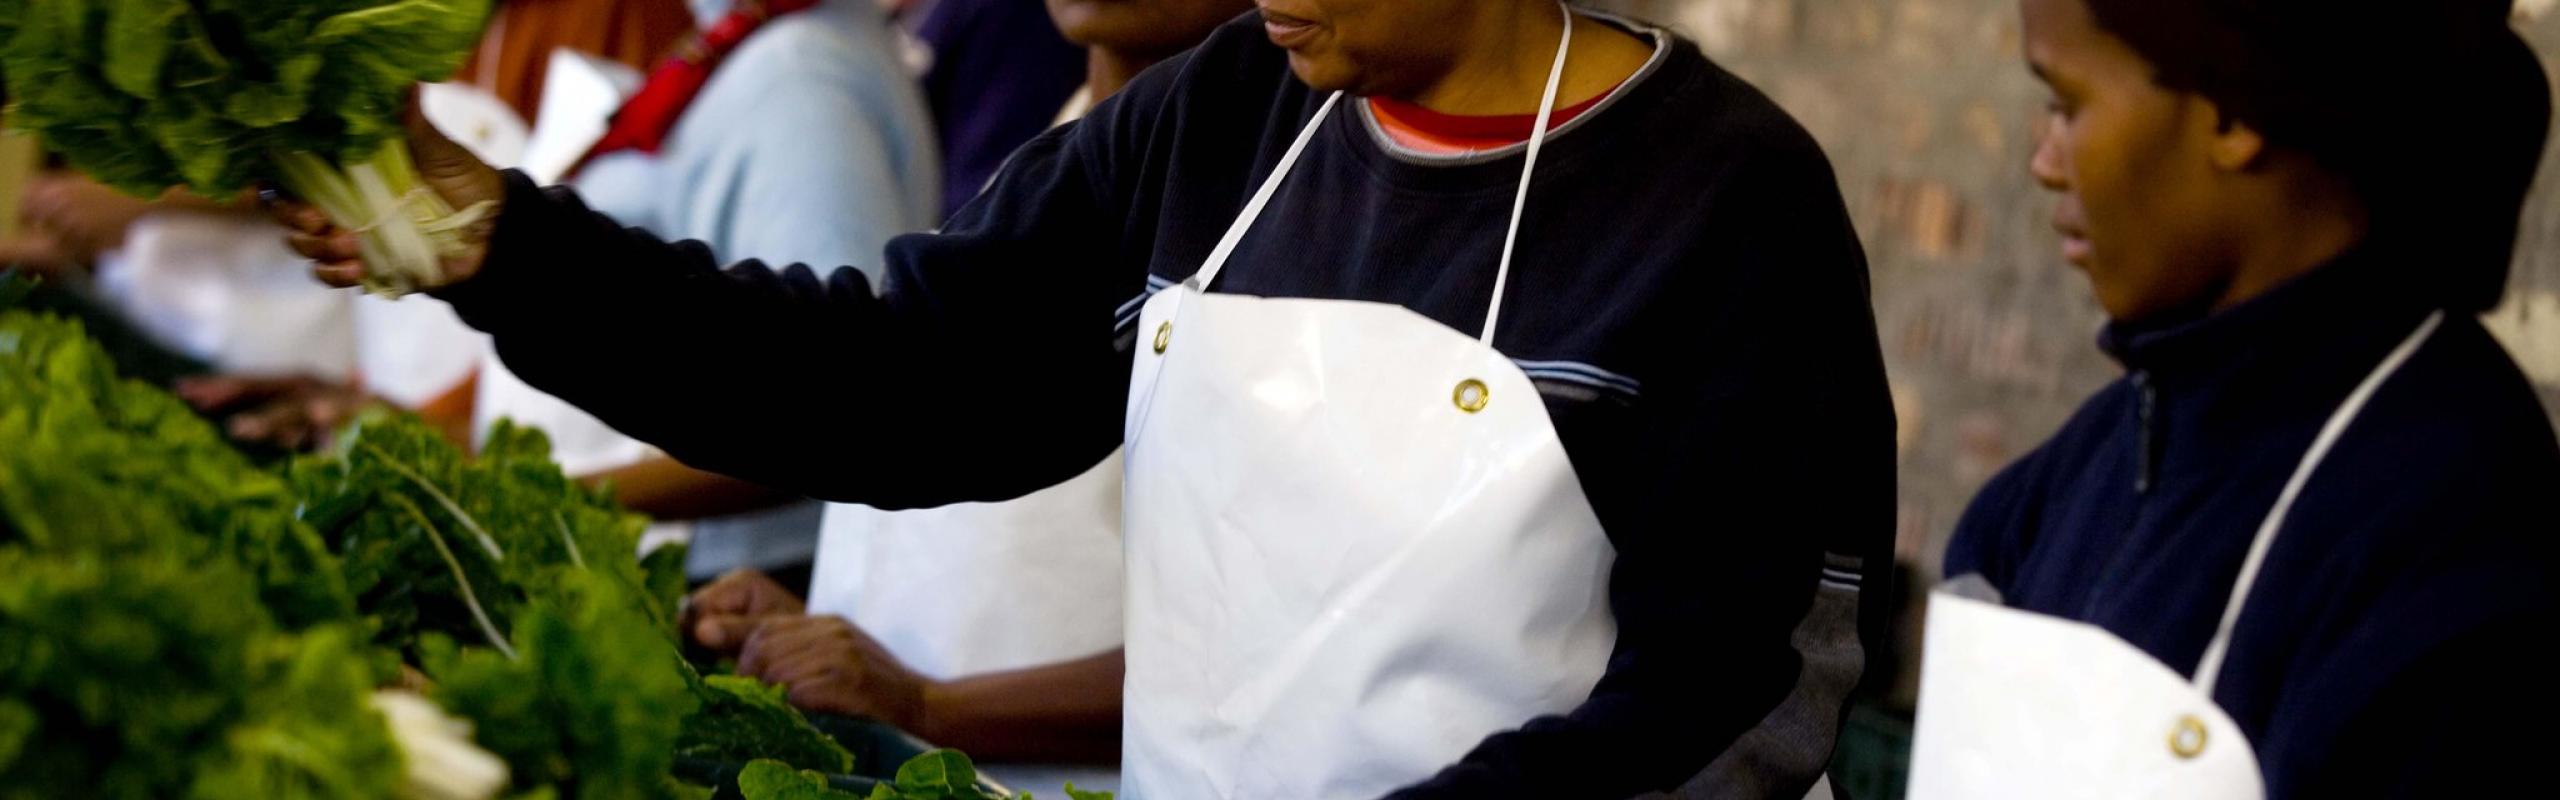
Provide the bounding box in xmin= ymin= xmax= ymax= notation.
xmin=362 ymin=443 xmax=504 ymax=563
xmin=553 ymin=511 xmax=587 ymax=570
xmin=387 ymin=492 xmax=517 ymax=661
xmin=269 ymin=143 xmax=491 ymax=297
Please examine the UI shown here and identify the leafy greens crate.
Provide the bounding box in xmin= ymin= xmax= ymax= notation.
xmin=677 ymin=715 xmax=1018 ymax=799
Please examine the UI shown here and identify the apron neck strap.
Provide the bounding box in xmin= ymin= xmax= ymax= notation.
xmin=1192 ymin=90 xmax=1346 ymax=292
xmin=1191 ymin=2 xmax=1579 ymax=350
xmin=2189 ymin=309 xmax=2445 ymax=693
xmin=1480 ymin=2 xmax=1574 ymax=346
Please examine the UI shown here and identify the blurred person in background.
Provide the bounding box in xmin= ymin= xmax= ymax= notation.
xmin=275 ymin=0 xmax=1897 ymax=796
xmin=907 ymin=0 xmax=1088 ymax=220
xmin=678 ymin=0 xmax=1250 ymax=781
xmin=454 ymin=0 xmax=698 ymax=123
xmin=1909 ymin=1 xmax=2557 ymax=797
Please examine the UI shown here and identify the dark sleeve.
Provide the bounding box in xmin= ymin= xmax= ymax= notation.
xmin=1388 ymin=128 xmax=1896 ymax=799
xmin=2286 ymin=620 xmax=2556 ymax=799
xmin=1943 ymin=454 xmax=2039 ymax=588
xmin=436 ymin=78 xmax=1167 ymax=510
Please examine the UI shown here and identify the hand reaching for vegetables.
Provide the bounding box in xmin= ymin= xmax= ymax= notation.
xmin=735 ymin=615 xmax=934 ymax=732
xmin=685 ymin=569 xmax=810 ymax=654
xmin=18 ymin=173 xmax=154 ymax=265
xmin=173 ymin=373 xmax=373 ymax=451
xmin=0 ymin=230 xmax=74 ymax=278
xmin=270 ymin=90 xmax=504 ymax=291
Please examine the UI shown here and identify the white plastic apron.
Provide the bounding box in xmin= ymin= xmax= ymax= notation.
xmin=807 ymin=452 xmax=1127 ymax=680
xmin=1119 ymin=8 xmax=1617 ymax=799
xmin=1908 ymin=311 xmax=2446 ymax=800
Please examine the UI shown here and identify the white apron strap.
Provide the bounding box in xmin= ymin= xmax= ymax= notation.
xmin=1189 ymin=90 xmax=1346 ymax=291
xmin=1190 ymin=2 xmax=1578 ymax=348
xmin=2190 ymin=310 xmax=2445 ymax=692
xmin=1479 ymin=3 xmax=1573 ymax=345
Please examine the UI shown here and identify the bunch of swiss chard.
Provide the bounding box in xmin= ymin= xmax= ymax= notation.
xmin=0 ymin=0 xmax=493 ymax=294
xmin=286 ymin=412 xmax=683 ymax=659
xmin=288 ymin=413 xmax=856 ymax=782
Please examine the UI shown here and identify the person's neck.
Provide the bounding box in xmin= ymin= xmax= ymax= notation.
xmin=1088 ymin=48 xmax=1171 ymax=101
xmin=2210 ymin=192 xmax=2370 ymax=313
xmin=1402 ymin=5 xmax=1649 ymax=116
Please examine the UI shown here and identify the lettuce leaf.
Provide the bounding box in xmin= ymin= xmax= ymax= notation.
xmin=0 ymin=548 xmax=401 ymax=799
xmin=0 ymin=311 xmax=356 ymax=630
xmin=422 ymin=570 xmax=701 ymax=800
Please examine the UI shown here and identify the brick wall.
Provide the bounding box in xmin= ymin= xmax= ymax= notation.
xmin=1595 ymin=0 xmax=2560 ymax=574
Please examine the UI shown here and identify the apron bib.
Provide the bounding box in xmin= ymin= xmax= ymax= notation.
xmin=1908 ymin=311 xmax=2446 ymax=799
xmin=1117 ymin=7 xmax=1618 ymax=798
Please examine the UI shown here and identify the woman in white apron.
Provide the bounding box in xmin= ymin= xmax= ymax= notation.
xmin=1910 ymin=1 xmax=2557 ymax=797
xmin=272 ymin=1 xmax=1897 ymax=796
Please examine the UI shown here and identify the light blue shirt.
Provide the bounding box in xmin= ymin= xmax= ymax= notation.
xmin=574 ymin=0 xmax=941 ymax=574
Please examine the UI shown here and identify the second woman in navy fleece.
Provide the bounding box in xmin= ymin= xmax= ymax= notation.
xmin=1913 ymin=0 xmax=2557 ymax=797
xmin=276 ymin=3 xmax=1895 ymax=798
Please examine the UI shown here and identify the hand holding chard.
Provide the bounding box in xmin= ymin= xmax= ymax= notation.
xmin=0 ymin=0 xmax=500 ymax=295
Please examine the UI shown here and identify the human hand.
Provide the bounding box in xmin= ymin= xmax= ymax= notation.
xmin=173 ymin=374 xmax=373 ymax=451
xmin=735 ymin=615 xmax=932 ymax=729
xmin=267 ymin=88 xmax=503 ymax=290
xmin=684 ymin=569 xmax=808 ymax=654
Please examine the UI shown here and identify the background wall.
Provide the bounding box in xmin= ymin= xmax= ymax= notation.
xmin=1595 ymin=0 xmax=2560 ymax=576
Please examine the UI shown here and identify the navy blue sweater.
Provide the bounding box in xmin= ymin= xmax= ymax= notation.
xmin=1946 ymin=246 xmax=2560 ymax=797
xmin=440 ymin=14 xmax=1893 ymax=797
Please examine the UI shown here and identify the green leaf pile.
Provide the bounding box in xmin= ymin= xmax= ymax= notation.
xmin=0 ymin=0 xmax=489 ymax=197
xmin=678 ymin=674 xmax=857 ymax=774
xmin=0 ymin=548 xmax=401 ymax=800
xmin=0 ymin=311 xmax=355 ymax=629
xmin=287 ymin=412 xmax=673 ymax=657
xmin=421 ymin=570 xmax=704 ymax=800
xmin=0 ymin=310 xmax=875 ymax=796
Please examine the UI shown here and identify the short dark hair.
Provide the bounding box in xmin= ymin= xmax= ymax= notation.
xmin=2083 ymin=0 xmax=2550 ymax=311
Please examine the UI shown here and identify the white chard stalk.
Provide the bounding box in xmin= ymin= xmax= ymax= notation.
xmin=372 ymin=690 xmax=511 ymax=800
xmin=272 ymin=144 xmax=494 ymax=297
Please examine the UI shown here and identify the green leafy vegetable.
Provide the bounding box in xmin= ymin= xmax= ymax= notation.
xmin=0 ymin=311 xmax=356 ymax=629
xmin=677 ymin=674 xmax=856 ymax=774
xmin=736 ymin=760 xmax=854 ymax=800
xmin=0 ymin=0 xmax=496 ymax=293
xmin=0 ymin=311 xmax=930 ymax=799
xmin=287 ymin=413 xmax=669 ymax=656
xmin=0 ymin=547 xmax=402 ymax=799
xmin=422 ymin=570 xmax=699 ymax=800
xmin=734 ymin=751 xmax=1115 ymax=800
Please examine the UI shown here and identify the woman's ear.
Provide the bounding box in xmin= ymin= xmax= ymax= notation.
xmin=2205 ymin=101 xmax=2269 ymax=172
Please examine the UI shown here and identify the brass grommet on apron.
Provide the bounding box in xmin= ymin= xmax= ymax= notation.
xmin=1453 ymin=379 xmax=1490 ymax=413
xmin=1154 ymin=321 xmax=1173 ymax=354
xmin=2169 ymin=715 xmax=2208 ymax=759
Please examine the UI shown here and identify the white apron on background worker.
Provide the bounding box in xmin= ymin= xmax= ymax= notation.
xmin=807 ymin=454 xmax=1125 ymax=680
xmin=1117 ymin=11 xmax=1615 ymax=798
xmin=1906 ymin=312 xmax=2446 ymax=800
xmin=806 ymin=65 xmax=1126 ymax=687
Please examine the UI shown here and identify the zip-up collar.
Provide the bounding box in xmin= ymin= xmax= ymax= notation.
xmin=2094 ymin=243 xmax=2441 ymax=495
